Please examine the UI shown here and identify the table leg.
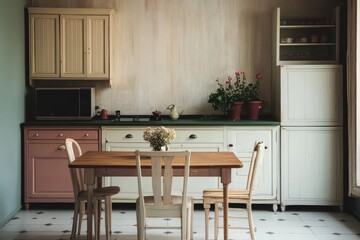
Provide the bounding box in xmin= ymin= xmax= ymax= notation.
xmin=84 ymin=169 xmax=95 ymax=240
xmin=221 ymin=168 xmax=231 ymax=240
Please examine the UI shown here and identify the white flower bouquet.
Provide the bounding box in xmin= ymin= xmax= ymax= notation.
xmin=143 ymin=126 xmax=176 ymax=151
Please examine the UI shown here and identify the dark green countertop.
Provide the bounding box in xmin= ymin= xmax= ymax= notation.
xmin=22 ymin=115 xmax=280 ymax=127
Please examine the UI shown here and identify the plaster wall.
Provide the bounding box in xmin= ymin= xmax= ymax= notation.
xmin=30 ymin=0 xmax=341 ymax=116
xmin=0 ymin=0 xmax=27 ymax=227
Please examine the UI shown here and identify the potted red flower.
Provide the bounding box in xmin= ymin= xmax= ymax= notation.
xmin=208 ymin=73 xmax=244 ymax=120
xmin=242 ymin=72 xmax=263 ymax=120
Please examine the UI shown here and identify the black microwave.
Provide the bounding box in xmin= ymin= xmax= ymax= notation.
xmin=35 ymin=88 xmax=95 ymax=120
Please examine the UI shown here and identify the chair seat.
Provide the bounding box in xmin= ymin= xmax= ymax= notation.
xmin=143 ymin=195 xmax=193 ymax=208
xmin=203 ymin=189 xmax=250 ymax=200
xmin=77 ymin=186 xmax=120 ymax=200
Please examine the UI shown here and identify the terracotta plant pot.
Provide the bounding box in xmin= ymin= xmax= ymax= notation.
xmin=230 ymin=101 xmax=244 ymax=121
xmin=245 ymin=101 xmax=262 ymax=120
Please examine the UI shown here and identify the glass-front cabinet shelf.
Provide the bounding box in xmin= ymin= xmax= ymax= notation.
xmin=273 ymin=7 xmax=339 ymax=65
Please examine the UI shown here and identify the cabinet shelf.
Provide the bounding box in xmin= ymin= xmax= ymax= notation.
xmin=280 ymin=43 xmax=336 ymax=46
xmin=273 ymin=7 xmax=339 ymax=65
xmin=280 ymin=25 xmax=336 ymax=29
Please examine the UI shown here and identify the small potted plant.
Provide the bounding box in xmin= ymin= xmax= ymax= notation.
xmin=208 ymin=73 xmax=244 ymax=120
xmin=241 ymin=72 xmax=263 ymax=120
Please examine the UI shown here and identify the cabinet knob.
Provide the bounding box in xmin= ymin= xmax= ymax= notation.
xmin=265 ymin=146 xmax=268 ymax=149
xmin=85 ymin=133 xmax=89 ymax=137
xmin=189 ymin=134 xmax=197 ymax=139
xmin=59 ymin=133 xmax=63 ymax=137
xmin=228 ymin=144 xmax=233 ymax=147
xmin=58 ymin=145 xmax=65 ymax=151
xmin=35 ymin=133 xmax=39 ymax=137
xmin=125 ymin=134 xmax=133 ymax=139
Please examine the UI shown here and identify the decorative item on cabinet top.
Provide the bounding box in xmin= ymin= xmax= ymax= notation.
xmin=167 ymin=104 xmax=184 ymax=120
xmin=28 ymin=7 xmax=115 ymax=86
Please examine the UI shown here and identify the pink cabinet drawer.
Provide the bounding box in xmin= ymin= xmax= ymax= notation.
xmin=28 ymin=143 xmax=99 ymax=158
xmin=28 ymin=129 xmax=98 ymax=140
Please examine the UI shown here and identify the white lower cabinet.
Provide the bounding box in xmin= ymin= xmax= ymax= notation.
xmin=102 ymin=125 xmax=280 ymax=208
xmin=280 ymin=127 xmax=343 ymax=211
xmin=227 ymin=126 xmax=280 ymax=211
xmin=102 ymin=127 xmax=224 ymax=202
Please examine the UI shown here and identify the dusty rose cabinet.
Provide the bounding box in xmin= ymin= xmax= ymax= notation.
xmin=23 ymin=126 xmax=101 ymax=209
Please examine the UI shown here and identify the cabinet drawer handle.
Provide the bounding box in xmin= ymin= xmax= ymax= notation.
xmin=58 ymin=145 xmax=65 ymax=151
xmin=35 ymin=133 xmax=39 ymax=137
xmin=228 ymin=144 xmax=233 ymax=147
xmin=189 ymin=134 xmax=197 ymax=139
xmin=265 ymin=146 xmax=268 ymax=149
xmin=125 ymin=134 xmax=133 ymax=139
xmin=85 ymin=133 xmax=89 ymax=137
xmin=59 ymin=133 xmax=64 ymax=137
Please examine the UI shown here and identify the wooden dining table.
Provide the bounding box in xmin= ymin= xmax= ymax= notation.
xmin=69 ymin=151 xmax=243 ymax=240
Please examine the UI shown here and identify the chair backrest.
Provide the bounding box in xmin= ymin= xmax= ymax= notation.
xmin=135 ymin=150 xmax=191 ymax=209
xmin=246 ymin=142 xmax=265 ymax=195
xmin=65 ymin=138 xmax=85 ymax=197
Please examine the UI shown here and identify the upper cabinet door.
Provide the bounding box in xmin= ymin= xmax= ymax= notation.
xmin=87 ymin=16 xmax=109 ymax=78
xmin=29 ymin=14 xmax=60 ymax=78
xmin=280 ymin=65 xmax=343 ymax=126
xmin=60 ymin=15 xmax=87 ymax=78
xmin=60 ymin=15 xmax=109 ymax=78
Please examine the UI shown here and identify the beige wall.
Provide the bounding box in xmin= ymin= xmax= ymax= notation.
xmin=30 ymin=0 xmax=340 ymax=116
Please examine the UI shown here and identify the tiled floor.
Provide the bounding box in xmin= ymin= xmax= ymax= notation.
xmin=1 ymin=205 xmax=360 ymax=240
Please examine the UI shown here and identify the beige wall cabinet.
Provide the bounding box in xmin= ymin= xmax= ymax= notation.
xmin=23 ymin=126 xmax=101 ymax=209
xmin=60 ymin=15 xmax=109 ymax=78
xmin=29 ymin=14 xmax=60 ymax=78
xmin=28 ymin=8 xmax=113 ymax=83
xmin=226 ymin=126 xmax=280 ymax=212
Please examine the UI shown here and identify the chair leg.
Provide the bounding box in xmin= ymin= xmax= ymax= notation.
xmin=77 ymin=201 xmax=85 ymax=235
xmin=71 ymin=200 xmax=79 ymax=239
xmin=247 ymin=202 xmax=255 ymax=240
xmin=136 ymin=201 xmax=145 ymax=240
xmin=191 ymin=198 xmax=194 ymax=240
xmin=181 ymin=210 xmax=187 ymax=240
xmin=104 ymin=197 xmax=111 ymax=240
xmin=203 ymin=200 xmax=210 ymax=240
xmin=94 ymin=200 xmax=100 ymax=240
xmin=214 ymin=203 xmax=219 ymax=240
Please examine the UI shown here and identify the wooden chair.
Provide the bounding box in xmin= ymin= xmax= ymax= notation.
xmin=203 ymin=142 xmax=265 ymax=240
xmin=135 ymin=150 xmax=193 ymax=240
xmin=65 ymin=138 xmax=120 ymax=240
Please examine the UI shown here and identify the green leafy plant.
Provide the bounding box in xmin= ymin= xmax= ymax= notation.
xmin=208 ymin=72 xmax=245 ymax=114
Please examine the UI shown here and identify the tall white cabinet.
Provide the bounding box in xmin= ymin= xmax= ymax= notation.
xmin=277 ymin=65 xmax=343 ymax=211
xmin=273 ymin=5 xmax=343 ymax=211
